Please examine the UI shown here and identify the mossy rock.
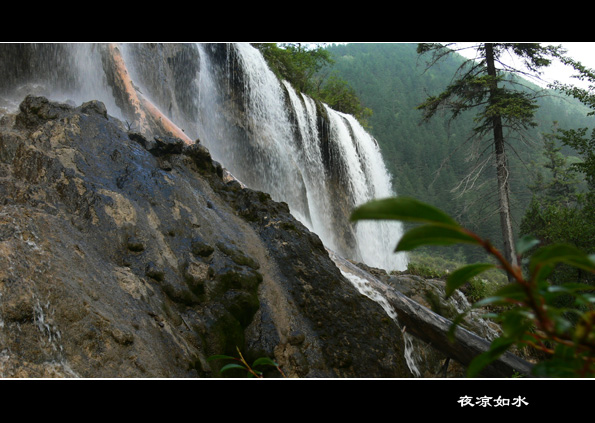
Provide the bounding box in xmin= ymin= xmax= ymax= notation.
xmin=221 ymin=289 xmax=260 ymax=328
xmin=191 ymin=237 xmax=215 ymax=257
xmin=216 ymin=266 xmax=263 ymax=293
xmin=216 ymin=241 xmax=260 ymax=270
xmin=182 ymin=258 xmax=213 ymax=296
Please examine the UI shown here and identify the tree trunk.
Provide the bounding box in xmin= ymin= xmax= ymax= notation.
xmin=99 ymin=43 xmax=194 ymax=145
xmin=485 ymin=43 xmax=518 ymax=274
xmin=331 ymin=252 xmax=534 ymax=377
xmin=381 ymin=283 xmax=533 ymax=377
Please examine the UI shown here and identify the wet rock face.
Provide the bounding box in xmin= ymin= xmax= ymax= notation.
xmin=122 ymin=43 xmax=201 ymax=132
xmin=0 ymin=96 xmax=413 ymax=378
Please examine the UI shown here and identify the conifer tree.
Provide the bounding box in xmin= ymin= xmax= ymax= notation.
xmin=521 ymin=50 xmax=595 ymax=288
xmin=416 ymin=43 xmax=564 ymax=274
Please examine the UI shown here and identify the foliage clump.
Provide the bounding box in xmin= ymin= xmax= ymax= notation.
xmin=520 ymin=52 xmax=595 ymax=312
xmin=352 ymin=196 xmax=595 ymax=377
xmin=405 ymin=252 xmax=506 ymax=302
xmin=208 ymin=347 xmax=285 ymax=378
xmin=252 ymin=43 xmax=372 ymax=126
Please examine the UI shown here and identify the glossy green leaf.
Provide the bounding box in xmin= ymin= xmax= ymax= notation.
xmin=467 ymin=337 xmax=515 ymax=377
xmin=545 ymin=283 xmax=595 ymax=305
xmin=395 ymin=224 xmax=479 ymax=252
xmin=350 ymin=197 xmax=459 ymax=226
xmin=530 ymin=244 xmax=595 ymax=282
xmin=516 ymin=235 xmax=540 ymax=256
xmin=219 ymin=363 xmax=247 ymax=374
xmin=446 ymin=263 xmax=495 ymax=297
xmin=575 ymin=293 xmax=595 ymax=307
xmin=207 ymin=354 xmax=236 ymax=362
xmin=252 ymin=357 xmax=279 ymax=368
xmin=548 ymin=282 xmax=595 ymax=293
xmin=491 ymin=282 xmax=530 ymax=302
xmin=473 ymin=296 xmax=514 ymax=308
xmin=542 ymin=283 xmax=595 ymax=306
xmin=500 ymin=309 xmax=534 ymax=338
xmin=550 ymin=312 xmax=574 ymax=335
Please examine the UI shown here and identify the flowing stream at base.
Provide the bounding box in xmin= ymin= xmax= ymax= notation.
xmin=328 ymin=247 xmax=501 ymax=377
xmin=327 ymin=249 xmax=423 ymax=377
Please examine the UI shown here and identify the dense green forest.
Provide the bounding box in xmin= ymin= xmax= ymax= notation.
xmin=321 ymin=43 xmax=594 ymax=263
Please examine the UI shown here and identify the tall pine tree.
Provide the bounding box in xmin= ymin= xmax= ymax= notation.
xmin=416 ymin=43 xmax=564 ymax=274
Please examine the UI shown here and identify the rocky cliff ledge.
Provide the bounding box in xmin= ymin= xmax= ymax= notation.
xmin=0 ymin=96 xmax=416 ymax=378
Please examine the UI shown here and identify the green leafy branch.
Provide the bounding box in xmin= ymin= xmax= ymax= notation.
xmin=351 ymin=197 xmax=595 ymax=377
xmin=208 ymin=347 xmax=286 ymax=378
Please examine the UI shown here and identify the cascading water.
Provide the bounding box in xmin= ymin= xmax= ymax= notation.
xmin=6 ymin=44 xmax=123 ymax=119
xmin=323 ymin=105 xmax=407 ymax=271
xmin=327 ymin=249 xmax=422 ymax=377
xmin=191 ymin=43 xmax=408 ymax=272
xmin=3 ymin=42 xmax=407 ymax=273
xmin=193 ymin=43 xmax=312 ymax=226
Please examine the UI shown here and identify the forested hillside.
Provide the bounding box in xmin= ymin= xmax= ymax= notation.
xmin=323 ymin=42 xmax=593 ymax=262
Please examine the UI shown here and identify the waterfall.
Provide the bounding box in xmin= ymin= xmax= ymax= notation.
xmin=193 ymin=43 xmax=408 ymax=272
xmin=281 ymin=80 xmax=338 ymax=250
xmin=0 ymin=42 xmax=407 ymax=272
xmin=189 ymin=43 xmax=416 ymax=373
xmin=0 ymin=44 xmax=121 ymax=119
xmin=193 ymin=43 xmax=312 ymax=226
xmin=323 ymin=106 xmax=407 ymax=271
xmin=0 ymin=43 xmax=512 ymax=377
